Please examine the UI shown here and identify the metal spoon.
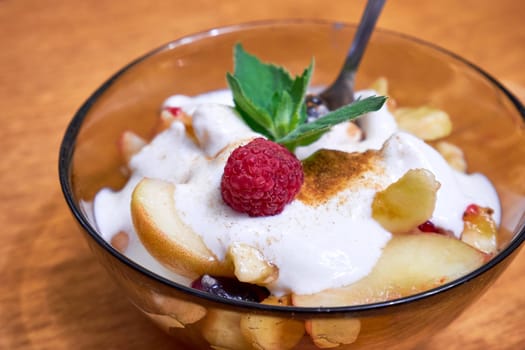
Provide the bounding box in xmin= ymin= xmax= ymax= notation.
xmin=320 ymin=0 xmax=386 ymax=110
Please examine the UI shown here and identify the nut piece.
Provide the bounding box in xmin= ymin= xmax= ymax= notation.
xmin=305 ymin=318 xmax=361 ymax=348
xmin=393 ymin=106 xmax=452 ymax=141
xmin=434 ymin=141 xmax=467 ymax=172
xmin=240 ymin=295 xmax=305 ymax=350
xmin=227 ymin=243 xmax=278 ymax=285
xmin=372 ymin=169 xmax=440 ymax=233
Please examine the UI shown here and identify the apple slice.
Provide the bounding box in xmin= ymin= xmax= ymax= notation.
xmin=131 ymin=178 xmax=233 ymax=278
xmin=305 ymin=318 xmax=361 ymax=348
xmin=240 ymin=295 xmax=305 ymax=350
xmin=372 ymin=169 xmax=440 ymax=234
xmin=292 ymin=233 xmax=487 ymax=307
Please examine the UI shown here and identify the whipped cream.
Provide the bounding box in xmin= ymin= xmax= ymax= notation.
xmin=92 ymin=90 xmax=500 ymax=296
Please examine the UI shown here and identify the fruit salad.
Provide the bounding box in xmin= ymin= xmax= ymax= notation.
xmin=92 ymin=44 xmax=501 ymax=307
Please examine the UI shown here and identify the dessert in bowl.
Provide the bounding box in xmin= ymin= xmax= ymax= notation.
xmin=59 ymin=20 xmax=525 ymax=349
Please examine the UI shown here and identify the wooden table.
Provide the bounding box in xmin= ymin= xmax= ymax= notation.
xmin=2 ymin=0 xmax=524 ymax=348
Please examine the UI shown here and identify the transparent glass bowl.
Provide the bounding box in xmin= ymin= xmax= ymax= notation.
xmin=59 ymin=20 xmax=525 ymax=349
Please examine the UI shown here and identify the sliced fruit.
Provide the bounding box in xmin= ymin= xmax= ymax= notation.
xmin=117 ymin=130 xmax=146 ymax=164
xmin=200 ymin=308 xmax=252 ymax=350
xmin=305 ymin=318 xmax=361 ymax=348
xmin=393 ymin=106 xmax=452 ymax=141
xmin=434 ymin=141 xmax=467 ymax=173
xmin=461 ymin=204 xmax=498 ymax=255
xmin=292 ymin=233 xmax=488 ymax=307
xmin=240 ymin=295 xmax=305 ymax=350
xmin=131 ymin=178 xmax=234 ymax=278
xmin=372 ymin=168 xmax=440 ymax=233
xmin=151 ymin=292 xmax=207 ymax=327
xmin=227 ymin=243 xmax=278 ymax=285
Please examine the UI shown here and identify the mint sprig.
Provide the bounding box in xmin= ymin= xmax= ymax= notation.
xmin=226 ymin=44 xmax=386 ymax=152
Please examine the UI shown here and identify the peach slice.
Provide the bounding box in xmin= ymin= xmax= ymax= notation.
xmin=226 ymin=243 xmax=278 ymax=285
xmin=292 ymin=233 xmax=487 ymax=307
xmin=372 ymin=169 xmax=440 ymax=233
xmin=305 ymin=318 xmax=361 ymax=348
xmin=131 ymin=177 xmax=234 ymax=278
xmin=240 ymin=295 xmax=305 ymax=350
xmin=461 ymin=205 xmax=498 ymax=255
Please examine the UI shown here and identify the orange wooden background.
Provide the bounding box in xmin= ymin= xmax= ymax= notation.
xmin=2 ymin=0 xmax=524 ymax=349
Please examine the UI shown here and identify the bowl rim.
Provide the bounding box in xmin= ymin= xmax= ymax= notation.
xmin=59 ymin=18 xmax=525 ymax=314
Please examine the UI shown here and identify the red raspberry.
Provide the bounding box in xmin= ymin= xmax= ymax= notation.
xmin=221 ymin=138 xmax=304 ymax=217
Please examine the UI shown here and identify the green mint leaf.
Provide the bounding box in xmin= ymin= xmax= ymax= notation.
xmin=226 ymin=44 xmax=387 ymax=153
xmin=272 ymin=91 xmax=294 ymax=137
xmin=226 ymin=73 xmax=276 ymax=138
xmin=288 ymin=61 xmax=314 ymax=129
xmin=232 ymin=44 xmax=293 ymax=116
xmin=276 ymin=96 xmax=387 ymax=148
xmin=227 ymin=44 xmax=313 ymax=140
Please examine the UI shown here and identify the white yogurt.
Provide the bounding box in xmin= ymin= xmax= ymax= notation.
xmin=92 ymin=90 xmax=501 ymax=296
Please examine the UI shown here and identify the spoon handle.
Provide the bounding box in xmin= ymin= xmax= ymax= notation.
xmin=345 ymin=0 xmax=386 ymax=72
xmin=320 ymin=0 xmax=386 ymax=109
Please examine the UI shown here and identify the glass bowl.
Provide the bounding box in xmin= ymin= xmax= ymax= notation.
xmin=59 ymin=20 xmax=525 ymax=349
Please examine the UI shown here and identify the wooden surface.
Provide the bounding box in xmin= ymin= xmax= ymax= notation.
xmin=1 ymin=0 xmax=524 ymax=349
